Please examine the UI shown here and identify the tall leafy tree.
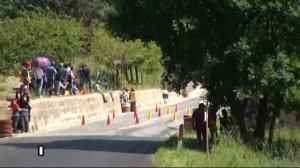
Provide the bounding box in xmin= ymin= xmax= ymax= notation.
xmin=108 ymin=0 xmax=300 ymax=142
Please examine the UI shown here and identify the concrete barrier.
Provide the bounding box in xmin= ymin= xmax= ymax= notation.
xmin=28 ymin=89 xmax=183 ymax=133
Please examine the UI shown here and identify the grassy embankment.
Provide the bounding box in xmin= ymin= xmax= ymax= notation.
xmin=0 ymin=75 xmax=20 ymax=119
xmin=153 ymin=127 xmax=300 ymax=167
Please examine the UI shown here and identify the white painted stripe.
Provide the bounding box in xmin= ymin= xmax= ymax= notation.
xmin=38 ymin=145 xmax=44 ymax=156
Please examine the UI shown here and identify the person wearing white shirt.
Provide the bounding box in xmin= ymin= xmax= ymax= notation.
xmin=33 ymin=67 xmax=44 ymax=98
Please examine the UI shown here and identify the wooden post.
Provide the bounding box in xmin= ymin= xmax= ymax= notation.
xmin=205 ymin=104 xmax=209 ymax=157
xmin=177 ymin=124 xmax=184 ymax=149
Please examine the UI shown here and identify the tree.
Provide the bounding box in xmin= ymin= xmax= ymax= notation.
xmin=108 ymin=0 xmax=300 ymax=142
xmin=91 ymin=27 xmax=163 ymax=88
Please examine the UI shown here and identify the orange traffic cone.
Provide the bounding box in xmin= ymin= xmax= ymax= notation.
xmin=81 ymin=115 xmax=86 ymax=126
xmin=112 ymin=109 xmax=116 ymax=119
xmin=175 ymin=104 xmax=179 ymax=113
xmin=158 ymin=107 xmax=162 ymax=117
xmin=135 ymin=112 xmax=139 ymax=124
xmin=107 ymin=114 xmax=111 ymax=126
xmin=134 ymin=107 xmax=138 ymax=118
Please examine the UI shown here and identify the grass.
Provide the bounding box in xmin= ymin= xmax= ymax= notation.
xmin=153 ymin=128 xmax=300 ymax=167
xmin=0 ymin=75 xmax=21 ymax=120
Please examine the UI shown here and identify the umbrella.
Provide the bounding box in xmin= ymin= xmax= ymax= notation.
xmin=32 ymin=56 xmax=51 ymax=68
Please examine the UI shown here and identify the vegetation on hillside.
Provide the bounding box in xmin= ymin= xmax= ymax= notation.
xmin=0 ymin=0 xmax=163 ymax=89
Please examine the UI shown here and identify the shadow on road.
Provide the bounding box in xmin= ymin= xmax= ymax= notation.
xmin=0 ymin=135 xmax=163 ymax=155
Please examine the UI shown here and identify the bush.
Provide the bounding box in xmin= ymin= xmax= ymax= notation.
xmin=0 ymin=12 xmax=87 ymax=75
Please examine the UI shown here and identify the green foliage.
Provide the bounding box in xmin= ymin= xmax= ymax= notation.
xmin=91 ymin=27 xmax=163 ymax=87
xmin=109 ymin=0 xmax=300 ymax=140
xmin=0 ymin=13 xmax=86 ymax=75
xmin=0 ymin=0 xmax=115 ymax=27
xmin=153 ymin=130 xmax=300 ymax=167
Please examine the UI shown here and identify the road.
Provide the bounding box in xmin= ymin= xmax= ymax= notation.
xmin=0 ymin=97 xmax=200 ymax=167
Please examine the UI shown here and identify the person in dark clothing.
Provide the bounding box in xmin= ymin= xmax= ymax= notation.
xmin=17 ymin=87 xmax=31 ymax=133
xmin=83 ymin=65 xmax=92 ymax=92
xmin=220 ymin=109 xmax=231 ymax=133
xmin=54 ymin=63 xmax=68 ymax=96
xmin=45 ymin=62 xmax=57 ymax=96
xmin=192 ymin=103 xmax=207 ymax=148
xmin=77 ymin=65 xmax=85 ymax=91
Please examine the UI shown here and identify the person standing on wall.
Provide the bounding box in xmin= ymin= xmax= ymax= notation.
xmin=45 ymin=62 xmax=57 ymax=97
xmin=83 ymin=65 xmax=92 ymax=92
xmin=20 ymin=61 xmax=31 ymax=90
xmin=129 ymin=88 xmax=137 ymax=112
xmin=32 ymin=66 xmax=44 ymax=98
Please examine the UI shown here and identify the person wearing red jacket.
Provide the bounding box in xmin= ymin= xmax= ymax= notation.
xmin=8 ymin=99 xmax=21 ymax=133
xmin=192 ymin=103 xmax=207 ymax=148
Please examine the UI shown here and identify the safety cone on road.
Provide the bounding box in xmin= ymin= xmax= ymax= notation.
xmin=112 ymin=109 xmax=116 ymax=119
xmin=158 ymin=108 xmax=162 ymax=117
xmin=148 ymin=111 xmax=153 ymax=121
xmin=175 ymin=104 xmax=179 ymax=113
xmin=186 ymin=108 xmax=192 ymax=116
xmin=188 ymin=108 xmax=192 ymax=115
xmin=81 ymin=115 xmax=86 ymax=126
xmin=167 ymin=106 xmax=171 ymax=115
xmin=107 ymin=114 xmax=111 ymax=126
xmin=135 ymin=113 xmax=140 ymax=124
xmin=173 ymin=113 xmax=178 ymax=122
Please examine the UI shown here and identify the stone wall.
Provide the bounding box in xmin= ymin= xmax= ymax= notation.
xmin=29 ymin=89 xmax=181 ymax=133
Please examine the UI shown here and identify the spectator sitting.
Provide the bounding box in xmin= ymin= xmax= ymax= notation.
xmin=60 ymin=80 xmax=68 ymax=96
xmin=102 ymin=79 xmax=109 ymax=90
xmin=95 ymin=84 xmax=107 ymax=103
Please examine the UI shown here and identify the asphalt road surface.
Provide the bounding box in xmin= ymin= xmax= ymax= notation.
xmin=0 ymin=97 xmax=200 ymax=167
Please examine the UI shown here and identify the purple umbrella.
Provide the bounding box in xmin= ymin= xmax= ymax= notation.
xmin=32 ymin=56 xmax=51 ymax=68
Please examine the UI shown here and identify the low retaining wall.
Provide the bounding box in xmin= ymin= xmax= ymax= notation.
xmin=29 ymin=89 xmax=182 ymax=133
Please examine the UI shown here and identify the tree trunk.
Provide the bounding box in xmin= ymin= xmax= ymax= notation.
xmin=254 ymin=96 xmax=269 ymax=142
xmin=124 ymin=65 xmax=129 ymax=83
xmin=141 ymin=69 xmax=144 ymax=85
xmin=130 ymin=66 xmax=134 ymax=83
xmin=231 ymin=101 xmax=249 ymax=143
xmin=135 ymin=66 xmax=139 ymax=84
xmin=208 ymin=104 xmax=218 ymax=144
xmin=268 ymin=111 xmax=277 ymax=145
xmin=116 ymin=68 xmax=120 ymax=88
